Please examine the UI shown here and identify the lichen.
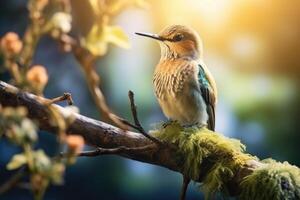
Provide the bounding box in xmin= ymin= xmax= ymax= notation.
xmin=150 ymin=121 xmax=254 ymax=198
xmin=239 ymin=159 xmax=300 ymax=200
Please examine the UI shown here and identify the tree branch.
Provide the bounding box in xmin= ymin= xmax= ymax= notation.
xmin=0 ymin=80 xmax=178 ymax=170
xmin=78 ymin=145 xmax=155 ymax=157
xmin=0 ymin=80 xmax=265 ymax=196
xmin=128 ymin=90 xmax=162 ymax=144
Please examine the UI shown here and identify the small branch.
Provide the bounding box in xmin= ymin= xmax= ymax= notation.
xmin=114 ymin=116 xmax=140 ymax=130
xmin=45 ymin=93 xmax=74 ymax=105
xmin=128 ymin=90 xmax=162 ymax=145
xmin=51 ymin=33 xmax=131 ymax=131
xmin=63 ymin=36 xmax=130 ymax=131
xmin=180 ymin=176 xmax=190 ymax=200
xmin=0 ymin=167 xmax=26 ymax=195
xmin=53 ymin=34 xmax=157 ymax=134
xmin=78 ymin=145 xmax=155 ymax=157
xmin=128 ymin=90 xmax=145 ymax=132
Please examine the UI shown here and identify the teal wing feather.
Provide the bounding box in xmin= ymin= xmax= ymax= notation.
xmin=198 ymin=64 xmax=216 ymax=131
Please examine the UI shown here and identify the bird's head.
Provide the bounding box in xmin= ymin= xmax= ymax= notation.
xmin=136 ymin=25 xmax=203 ymax=60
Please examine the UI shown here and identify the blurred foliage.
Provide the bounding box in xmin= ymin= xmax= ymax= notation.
xmin=0 ymin=0 xmax=150 ymax=199
xmin=0 ymin=106 xmax=66 ymax=199
xmin=82 ymin=23 xmax=129 ymax=56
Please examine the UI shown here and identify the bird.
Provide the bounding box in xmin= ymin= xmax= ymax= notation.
xmin=136 ymin=25 xmax=217 ymax=131
xmin=136 ymin=25 xmax=217 ymax=200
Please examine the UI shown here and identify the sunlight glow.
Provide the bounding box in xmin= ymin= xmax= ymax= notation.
xmin=230 ymin=34 xmax=265 ymax=60
xmin=189 ymin=0 xmax=234 ymax=27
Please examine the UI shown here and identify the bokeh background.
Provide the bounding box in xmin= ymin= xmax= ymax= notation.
xmin=1 ymin=0 xmax=300 ymax=199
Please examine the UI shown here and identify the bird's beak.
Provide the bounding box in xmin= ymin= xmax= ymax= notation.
xmin=135 ymin=32 xmax=164 ymax=41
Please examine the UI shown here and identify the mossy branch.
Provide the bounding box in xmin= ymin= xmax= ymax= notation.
xmin=1 ymin=80 xmax=299 ymax=200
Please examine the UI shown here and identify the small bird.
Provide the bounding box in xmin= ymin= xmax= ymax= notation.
xmin=136 ymin=25 xmax=217 ymax=200
xmin=136 ymin=25 xmax=217 ymax=131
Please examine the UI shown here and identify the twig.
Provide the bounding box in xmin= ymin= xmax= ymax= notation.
xmin=180 ymin=176 xmax=190 ymax=200
xmin=54 ymin=34 xmax=139 ymax=132
xmin=0 ymin=167 xmax=26 ymax=195
xmin=113 ymin=115 xmax=140 ymax=130
xmin=50 ymin=33 xmax=129 ymax=130
xmin=128 ymin=90 xmax=162 ymax=144
xmin=77 ymin=145 xmax=155 ymax=157
xmin=45 ymin=93 xmax=74 ymax=105
xmin=71 ymin=42 xmax=130 ymax=131
xmin=16 ymin=182 xmax=31 ymax=190
xmin=35 ymin=92 xmax=73 ymax=143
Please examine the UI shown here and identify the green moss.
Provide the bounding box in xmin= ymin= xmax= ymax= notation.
xmin=239 ymin=159 xmax=300 ymax=200
xmin=150 ymin=122 xmax=254 ymax=198
xmin=150 ymin=122 xmax=300 ymax=199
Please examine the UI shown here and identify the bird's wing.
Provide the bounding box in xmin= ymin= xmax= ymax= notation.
xmin=198 ymin=63 xmax=217 ymax=131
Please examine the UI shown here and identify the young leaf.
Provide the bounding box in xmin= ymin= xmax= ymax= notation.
xmin=7 ymin=153 xmax=27 ymax=170
xmin=81 ymin=24 xmax=130 ymax=56
xmin=81 ymin=23 xmax=107 ymax=56
xmin=106 ymin=25 xmax=130 ymax=49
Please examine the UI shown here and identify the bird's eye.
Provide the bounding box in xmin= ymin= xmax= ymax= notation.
xmin=173 ymin=34 xmax=184 ymax=42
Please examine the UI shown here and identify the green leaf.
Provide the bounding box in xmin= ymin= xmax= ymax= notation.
xmin=81 ymin=24 xmax=107 ymax=56
xmin=106 ymin=25 xmax=130 ymax=49
xmin=81 ymin=24 xmax=130 ymax=56
xmin=7 ymin=153 xmax=27 ymax=170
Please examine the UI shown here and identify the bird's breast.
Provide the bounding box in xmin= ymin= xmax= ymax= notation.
xmin=153 ymin=60 xmax=208 ymax=125
xmin=153 ymin=61 xmax=195 ymax=99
